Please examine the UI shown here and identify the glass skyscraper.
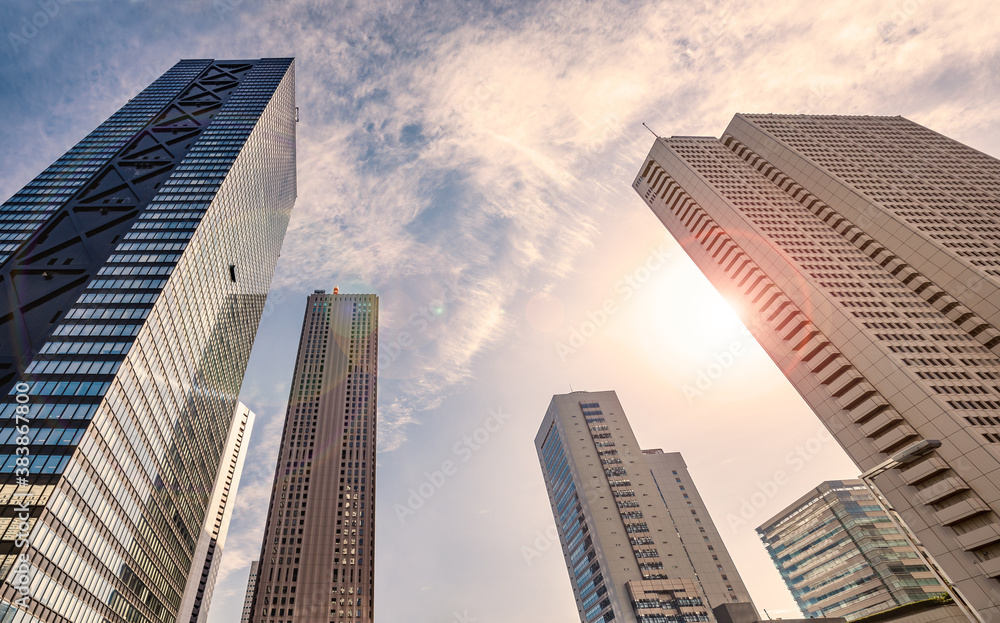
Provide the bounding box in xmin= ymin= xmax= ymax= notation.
xmin=758 ymin=480 xmax=945 ymax=620
xmin=249 ymin=290 xmax=377 ymax=623
xmin=0 ymin=58 xmax=296 ymax=623
xmin=633 ymin=114 xmax=1000 ymax=621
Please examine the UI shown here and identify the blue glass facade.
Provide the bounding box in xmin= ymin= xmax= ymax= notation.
xmin=0 ymin=61 xmax=207 ymax=267
xmin=0 ymin=59 xmax=218 ymax=391
xmin=540 ymin=424 xmax=612 ymax=622
xmin=0 ymin=58 xmax=295 ymax=623
xmin=758 ymin=481 xmax=945 ymax=620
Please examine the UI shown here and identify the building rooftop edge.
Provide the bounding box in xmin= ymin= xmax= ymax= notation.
xmin=755 ymin=479 xmax=868 ymax=534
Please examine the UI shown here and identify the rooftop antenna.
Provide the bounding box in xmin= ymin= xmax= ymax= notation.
xmin=642 ymin=122 xmax=661 ymax=138
xmin=763 ymin=609 xmax=772 ymax=620
xmin=569 ymin=384 xmax=574 ymax=392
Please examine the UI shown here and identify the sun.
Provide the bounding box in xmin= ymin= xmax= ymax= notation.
xmin=632 ymin=263 xmax=749 ymax=364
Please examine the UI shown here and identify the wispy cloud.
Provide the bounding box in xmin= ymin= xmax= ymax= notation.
xmin=253 ymin=0 xmax=1000 ymax=457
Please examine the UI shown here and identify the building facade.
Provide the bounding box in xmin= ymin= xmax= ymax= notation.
xmin=535 ymin=390 xmax=755 ymax=623
xmin=0 ymin=58 xmax=296 ymax=623
xmin=250 ymin=290 xmax=378 ymax=623
xmin=632 ymin=114 xmax=1000 ymax=620
xmin=177 ymin=402 xmax=256 ymax=623
xmin=242 ymin=561 xmax=260 ymax=623
xmin=644 ymin=450 xmax=750 ymax=611
xmin=758 ymin=480 xmax=945 ymax=620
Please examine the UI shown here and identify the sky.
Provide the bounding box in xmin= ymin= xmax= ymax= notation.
xmin=2 ymin=0 xmax=1000 ymax=621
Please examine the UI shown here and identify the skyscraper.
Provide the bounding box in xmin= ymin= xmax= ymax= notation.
xmin=758 ymin=480 xmax=945 ymax=620
xmin=178 ymin=402 xmax=256 ymax=623
xmin=250 ymin=290 xmax=378 ymax=623
xmin=633 ymin=114 xmax=1000 ymax=620
xmin=242 ymin=561 xmax=260 ymax=623
xmin=0 ymin=58 xmax=296 ymax=623
xmin=535 ymin=390 xmax=755 ymax=623
xmin=644 ymin=450 xmax=750 ymax=612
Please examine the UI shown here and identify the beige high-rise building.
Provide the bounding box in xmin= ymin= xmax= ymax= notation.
xmin=644 ymin=450 xmax=750 ymax=612
xmin=250 ymin=290 xmax=378 ymax=623
xmin=535 ymin=390 xmax=755 ymax=623
xmin=633 ymin=114 xmax=1000 ymax=621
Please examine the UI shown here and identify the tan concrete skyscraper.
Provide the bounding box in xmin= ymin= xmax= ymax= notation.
xmin=633 ymin=114 xmax=1000 ymax=621
xmin=250 ymin=290 xmax=378 ymax=622
xmin=535 ymin=390 xmax=755 ymax=623
xmin=643 ymin=450 xmax=750 ymax=612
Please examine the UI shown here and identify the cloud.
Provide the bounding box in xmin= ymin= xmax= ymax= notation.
xmin=253 ymin=0 xmax=1000 ymax=459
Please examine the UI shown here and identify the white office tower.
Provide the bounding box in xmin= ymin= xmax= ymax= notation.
xmin=177 ymin=402 xmax=256 ymax=622
xmin=535 ymin=390 xmax=755 ymax=622
xmin=634 ymin=114 xmax=1000 ymax=620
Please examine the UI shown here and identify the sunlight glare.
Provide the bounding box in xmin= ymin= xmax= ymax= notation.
xmin=633 ymin=264 xmax=750 ymax=365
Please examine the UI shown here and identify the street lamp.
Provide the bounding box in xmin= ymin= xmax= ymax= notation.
xmin=859 ymin=439 xmax=983 ymax=623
